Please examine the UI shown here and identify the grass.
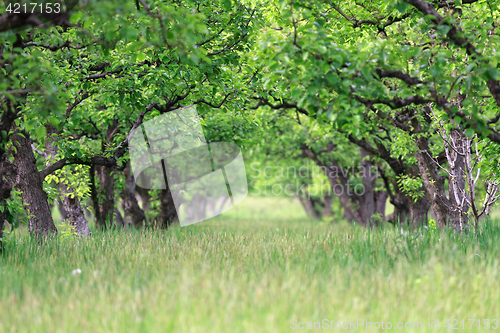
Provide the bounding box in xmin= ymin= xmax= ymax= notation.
xmin=1 ymin=196 xmax=500 ymax=332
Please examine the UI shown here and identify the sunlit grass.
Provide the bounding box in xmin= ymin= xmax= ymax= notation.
xmin=1 ymin=197 xmax=500 ymax=332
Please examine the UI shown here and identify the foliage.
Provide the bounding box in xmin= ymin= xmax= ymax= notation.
xmin=58 ymin=220 xmax=78 ymax=240
xmin=397 ymin=174 xmax=425 ymax=202
xmin=4 ymin=0 xmax=500 ymax=232
xmin=1 ymin=189 xmax=28 ymax=236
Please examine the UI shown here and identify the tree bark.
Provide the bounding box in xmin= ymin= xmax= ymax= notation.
xmin=94 ymin=165 xmax=115 ymax=229
xmin=322 ymin=159 xmax=364 ymax=224
xmin=412 ymin=117 xmax=451 ymax=228
xmin=115 ymin=208 xmax=125 ymax=227
xmin=0 ymin=97 xmax=25 ymax=248
xmin=358 ymin=148 xmax=376 ymax=226
xmin=121 ymin=163 xmax=146 ymax=228
xmin=158 ymin=185 xmax=178 ymax=228
xmin=11 ymin=131 xmax=57 ymax=238
xmin=374 ymin=191 xmax=388 ymax=218
xmin=136 ymin=173 xmax=151 ymax=213
xmin=448 ymin=129 xmax=469 ymax=229
xmin=89 ymin=165 xmax=100 ymax=226
xmin=56 ymin=182 xmax=92 ymax=236
xmin=90 ymin=119 xmax=121 ymax=230
xmin=44 ymin=125 xmax=91 ymax=237
xmin=0 ymin=211 xmax=3 ymax=252
xmin=304 ymin=146 xmax=384 ymax=226
xmin=57 ymin=199 xmax=67 ymax=221
xmin=409 ymin=195 xmax=431 ymax=227
xmin=381 ymin=162 xmax=430 ymax=227
xmin=0 ymin=156 xmax=13 ymax=252
xmin=348 ymin=132 xmax=432 ymax=226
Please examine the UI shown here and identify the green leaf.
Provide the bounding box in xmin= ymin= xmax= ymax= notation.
xmin=35 ymin=126 xmax=46 ymax=140
xmin=137 ymin=53 xmax=147 ymax=62
xmin=465 ymin=127 xmax=475 ymax=138
xmin=487 ymin=68 xmax=500 ymax=81
xmin=430 ymin=65 xmax=442 ymax=78
xmin=465 ymin=63 xmax=476 ymax=73
xmin=396 ymin=1 xmax=408 ymax=14
xmin=436 ymin=25 xmax=451 ymax=37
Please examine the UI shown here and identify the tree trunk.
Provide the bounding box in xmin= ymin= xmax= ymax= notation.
xmin=409 ymin=195 xmax=431 ymax=227
xmin=302 ymin=146 xmax=387 ymax=226
xmin=386 ymin=190 xmax=409 ymax=224
xmin=382 ymin=163 xmax=430 ymax=227
xmin=321 ymin=193 xmax=333 ymax=217
xmin=0 ymin=194 xmax=6 ymax=252
xmin=374 ymin=191 xmax=388 ymax=218
xmin=159 ymin=185 xmax=178 ymax=228
xmin=358 ymin=148 xmax=376 ymax=226
xmin=136 ymin=173 xmax=151 ymax=213
xmin=0 ymin=210 xmax=3 ymax=252
xmin=11 ymin=131 xmax=57 ymax=238
xmin=0 ymin=97 xmax=26 ymax=249
xmin=297 ymin=194 xmax=320 ymax=219
xmin=44 ymin=126 xmax=91 ymax=237
xmin=121 ymin=163 xmax=146 ymax=228
xmin=89 ymin=119 xmax=122 ymax=230
xmin=0 ymin=156 xmax=13 ymax=252
xmin=448 ymin=129 xmax=469 ymax=229
xmin=412 ymin=118 xmax=450 ymax=228
xmin=56 ymin=182 xmax=92 ymax=236
xmin=57 ymin=199 xmax=67 ymax=221
xmin=324 ymin=161 xmax=364 ymax=224
xmin=89 ymin=165 xmax=100 ymax=227
xmin=115 ymin=208 xmax=125 ymax=227
xmin=94 ymin=165 xmax=115 ymax=229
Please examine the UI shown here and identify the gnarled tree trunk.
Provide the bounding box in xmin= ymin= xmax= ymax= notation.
xmin=412 ymin=116 xmax=452 ymax=228
xmin=409 ymin=195 xmax=431 ymax=227
xmin=115 ymin=208 xmax=125 ymax=227
xmin=44 ymin=125 xmax=91 ymax=236
xmin=159 ymin=185 xmax=178 ymax=228
xmin=303 ymin=146 xmax=386 ymax=226
xmin=448 ymin=129 xmax=469 ymax=229
xmin=93 ymin=165 xmax=115 ymax=229
xmin=358 ymin=148 xmax=376 ymax=226
xmin=56 ymin=182 xmax=92 ymax=236
xmin=382 ymin=165 xmax=430 ymax=227
xmin=57 ymin=199 xmax=67 ymax=221
xmin=374 ymin=191 xmax=388 ymax=218
xmin=11 ymin=130 xmax=57 ymax=238
xmin=0 ymin=156 xmax=13 ymax=252
xmin=121 ymin=163 xmax=146 ymax=228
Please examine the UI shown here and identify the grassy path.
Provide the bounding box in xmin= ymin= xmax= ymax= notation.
xmin=1 ymin=197 xmax=499 ymax=332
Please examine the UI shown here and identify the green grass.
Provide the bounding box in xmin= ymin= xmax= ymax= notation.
xmin=1 ymin=196 xmax=500 ymax=332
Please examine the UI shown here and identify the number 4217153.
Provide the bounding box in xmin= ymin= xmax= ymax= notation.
xmin=6 ymin=2 xmax=61 ymax=14
xmin=444 ymin=319 xmax=499 ymax=329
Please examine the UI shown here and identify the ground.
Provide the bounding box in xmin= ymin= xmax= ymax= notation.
xmin=1 ymin=196 xmax=499 ymax=332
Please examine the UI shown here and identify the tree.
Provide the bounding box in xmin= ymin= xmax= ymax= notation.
xmin=1 ymin=0 xmax=260 ymax=241
xmin=250 ymin=0 xmax=500 ymax=228
xmin=247 ymin=108 xmax=388 ymax=224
